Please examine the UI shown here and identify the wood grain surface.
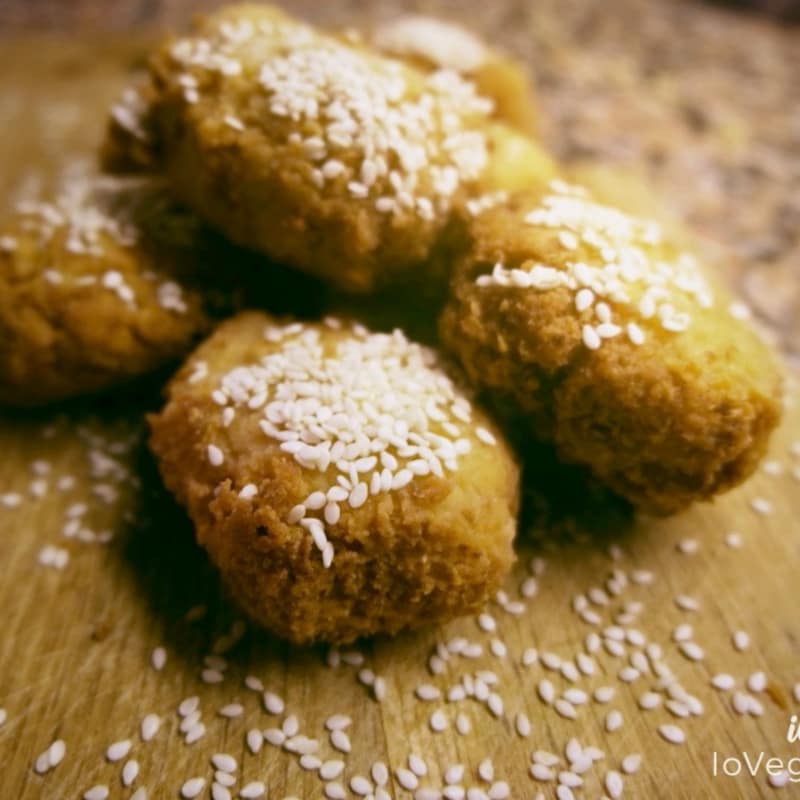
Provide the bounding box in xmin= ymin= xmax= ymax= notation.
xmin=1 ymin=7 xmax=800 ymax=800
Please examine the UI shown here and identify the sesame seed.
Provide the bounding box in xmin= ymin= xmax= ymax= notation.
xmin=396 ymin=768 xmax=419 ymax=790
xmin=140 ymin=713 xmax=160 ymax=742
xmin=747 ymin=671 xmax=767 ymax=693
xmin=211 ymin=753 xmax=237 ymax=773
xmin=325 ymin=714 xmax=352 ymax=730
xmin=750 ymin=497 xmax=773 ymax=515
xmin=530 ymin=763 xmax=555 ymax=782
xmin=350 ymin=775 xmax=373 ymax=796
xmin=47 ymin=739 xmax=66 ymax=767
xmin=674 ymin=594 xmax=700 ymax=612
xmin=212 ymin=785 xmax=231 ymax=800
xmin=106 ymin=739 xmax=132 ymax=762
xmin=658 ymin=724 xmax=686 ymax=744
xmin=320 ymin=760 xmax=345 ymax=780
xmin=538 ymin=679 xmax=556 ymax=705
xmin=725 ymin=531 xmax=743 ymax=548
xmin=324 ymin=783 xmax=346 ymax=800
xmin=605 ymin=770 xmax=624 ymax=799
xmin=430 ymin=709 xmax=448 ymax=732
xmin=238 ymin=483 xmax=258 ymax=499
xmin=247 ymin=729 xmax=264 ymax=753
xmin=711 ymin=673 xmax=736 ymax=691
xmin=122 ymin=759 xmax=139 ymax=787
xmin=679 ymin=642 xmax=705 ymax=661
xmin=181 ymin=778 xmax=206 ymax=798
xmin=605 ymin=710 xmax=623 ymax=732
xmin=263 ymin=691 xmax=284 ymax=715
xmin=330 ymin=729 xmax=351 ymax=752
xmin=515 ymin=712 xmax=531 ymax=737
xmin=733 ymin=630 xmax=750 ymax=651
xmin=84 ymin=786 xmax=110 ymax=800
xmin=240 ymin=782 xmax=266 ymax=798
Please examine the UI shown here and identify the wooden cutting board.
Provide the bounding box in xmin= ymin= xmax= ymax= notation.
xmin=1 ymin=30 xmax=800 ymax=800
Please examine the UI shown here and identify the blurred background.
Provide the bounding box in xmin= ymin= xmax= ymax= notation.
xmin=0 ymin=0 xmax=798 ymax=362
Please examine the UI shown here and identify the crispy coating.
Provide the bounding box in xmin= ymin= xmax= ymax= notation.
xmin=149 ymin=312 xmax=519 ymax=644
xmin=439 ymin=185 xmax=783 ymax=514
xmin=129 ymin=4 xmax=551 ymax=293
xmin=101 ymin=78 xmax=161 ymax=174
xmin=367 ymin=14 xmax=539 ymax=136
xmin=0 ymin=176 xmax=213 ymax=406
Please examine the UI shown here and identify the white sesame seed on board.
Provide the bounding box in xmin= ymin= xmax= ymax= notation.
xmin=725 ymin=531 xmax=743 ymax=548
xmin=621 ymin=753 xmax=642 ymax=774
xmin=330 ymin=729 xmax=351 ymax=753
xmin=605 ymin=710 xmax=623 ymax=732
xmin=711 ymin=673 xmax=736 ymax=691
xmin=408 ymin=753 xmax=427 ymax=777
xmin=122 ymin=759 xmax=139 ymax=787
xmin=430 ymin=709 xmax=448 ymax=732
xmin=218 ymin=703 xmax=244 ymax=718
xmin=149 ymin=645 xmax=166 ymax=670
xmin=211 ymin=753 xmax=237 ymax=773
xmin=324 ymin=783 xmax=347 ymax=800
xmin=529 ymin=763 xmax=555 ymax=782
xmin=247 ymin=728 xmax=264 ymax=753
xmin=325 ymin=714 xmax=352 ymax=730
xmin=83 ymin=786 xmax=110 ymax=800
xmin=396 ymin=767 xmax=419 ymax=791
xmin=350 ymin=775 xmax=373 ymax=796
xmin=263 ymin=691 xmax=284 ymax=715
xmin=320 ymin=760 xmax=345 ymax=781
xmin=515 ymin=711 xmax=532 ymax=737
xmin=106 ymin=739 xmax=132 ymax=762
xmin=212 ymin=784 xmax=231 ymax=800
xmin=733 ymin=630 xmax=751 ymax=651
xmin=674 ymin=594 xmax=700 ymax=612
xmin=455 ymin=712 xmax=471 ymax=735
xmin=488 ymin=780 xmax=510 ymax=799
xmin=538 ymin=679 xmax=556 ymax=705
xmin=240 ymin=782 xmax=266 ymax=799
xmin=750 ymin=497 xmax=773 ymax=515
xmin=658 ymin=724 xmax=686 ymax=744
xmin=180 ymin=777 xmax=206 ymax=798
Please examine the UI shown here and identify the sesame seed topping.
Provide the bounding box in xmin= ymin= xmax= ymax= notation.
xmin=475 ymin=181 xmax=715 ymax=350
xmin=168 ymin=14 xmax=492 ymax=221
xmin=210 ymin=320 xmax=483 ymax=565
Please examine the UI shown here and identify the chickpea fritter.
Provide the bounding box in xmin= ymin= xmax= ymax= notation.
xmin=439 ymin=182 xmax=782 ymax=514
xmin=149 ymin=312 xmax=519 ymax=644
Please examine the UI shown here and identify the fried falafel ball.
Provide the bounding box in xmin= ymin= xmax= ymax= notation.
xmin=133 ymin=4 xmax=553 ymax=293
xmin=0 ymin=175 xmax=214 ymax=406
xmin=149 ymin=311 xmax=519 ymax=644
xmin=439 ymin=181 xmax=783 ymax=514
xmin=368 ymin=14 xmax=539 ymax=136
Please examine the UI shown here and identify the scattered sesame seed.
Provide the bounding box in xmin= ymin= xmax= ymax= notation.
xmin=605 ymin=710 xmax=623 ymax=732
xmin=84 ymin=786 xmax=110 ymax=800
xmin=240 ymin=782 xmax=266 ymax=798
xmin=106 ymin=739 xmax=132 ymax=762
xmin=122 ymin=759 xmax=139 ymax=787
xmin=181 ymin=777 xmax=206 ymax=798
xmin=733 ymin=630 xmax=751 ymax=651
xmin=658 ymin=724 xmax=686 ymax=744
xmin=750 ymin=497 xmax=773 ymax=515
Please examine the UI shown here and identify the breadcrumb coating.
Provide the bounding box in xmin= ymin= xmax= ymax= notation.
xmin=439 ymin=183 xmax=782 ymax=513
xmin=149 ymin=312 xmax=519 ymax=643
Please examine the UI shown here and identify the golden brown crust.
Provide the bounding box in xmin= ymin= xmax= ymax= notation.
xmin=130 ymin=4 xmax=551 ymax=294
xmin=0 ymin=177 xmax=211 ymax=406
xmin=149 ymin=311 xmax=519 ymax=644
xmin=439 ymin=187 xmax=783 ymax=514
